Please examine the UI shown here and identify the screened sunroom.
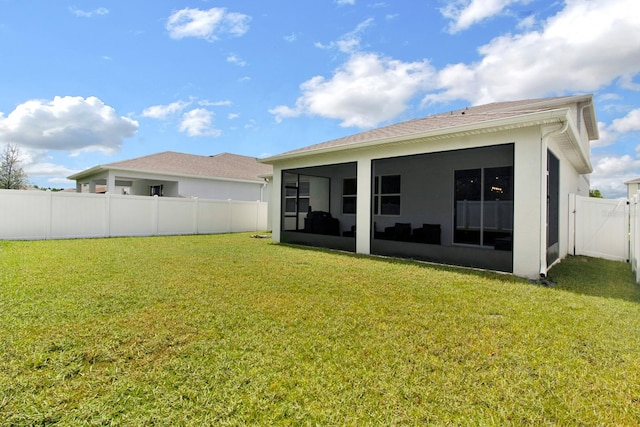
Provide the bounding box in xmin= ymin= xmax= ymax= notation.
xmin=279 ymin=144 xmax=514 ymax=272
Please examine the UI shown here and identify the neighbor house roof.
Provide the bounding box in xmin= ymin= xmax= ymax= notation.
xmin=69 ymin=152 xmax=272 ymax=183
xmin=261 ymin=95 xmax=598 ymax=163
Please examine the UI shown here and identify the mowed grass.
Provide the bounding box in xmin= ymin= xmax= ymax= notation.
xmin=0 ymin=234 xmax=639 ymax=426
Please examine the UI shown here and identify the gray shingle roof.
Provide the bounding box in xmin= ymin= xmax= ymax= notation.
xmin=263 ymin=95 xmax=595 ymax=161
xmin=103 ymin=151 xmax=272 ymax=182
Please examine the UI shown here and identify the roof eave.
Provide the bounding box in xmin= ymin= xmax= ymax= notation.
xmin=261 ymin=109 xmax=571 ymax=164
xmin=67 ymin=165 xmax=106 ymax=180
xmin=69 ymin=165 xmax=266 ymax=184
xmin=564 ymin=112 xmax=593 ymax=174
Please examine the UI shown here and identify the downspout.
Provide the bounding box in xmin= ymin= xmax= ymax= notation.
xmin=579 ymin=102 xmax=592 ymax=131
xmin=539 ymin=120 xmax=569 ymax=277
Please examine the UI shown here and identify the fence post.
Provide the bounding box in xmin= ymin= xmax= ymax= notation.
xmin=45 ymin=190 xmax=53 ymax=240
xmin=193 ymin=198 xmax=199 ymax=235
xmin=568 ymin=193 xmax=576 ymax=256
xmin=153 ymin=195 xmax=160 ymax=236
xmin=255 ymin=200 xmax=260 ymax=232
xmin=105 ymin=193 xmax=111 ymax=237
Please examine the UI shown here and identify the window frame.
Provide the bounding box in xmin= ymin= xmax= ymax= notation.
xmin=453 ymin=166 xmax=513 ymax=248
xmin=284 ymin=177 xmax=310 ymax=215
xmin=373 ymin=174 xmax=401 ymax=216
xmin=342 ymin=177 xmax=357 ymax=215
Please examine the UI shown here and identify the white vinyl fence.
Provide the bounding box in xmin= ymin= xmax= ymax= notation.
xmin=571 ymin=194 xmax=629 ymax=262
xmin=0 ymin=190 xmax=268 ymax=240
xmin=629 ymin=194 xmax=640 ymax=284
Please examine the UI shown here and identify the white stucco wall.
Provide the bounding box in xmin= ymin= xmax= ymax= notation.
xmin=178 ymin=176 xmax=268 ymax=202
xmin=75 ymin=170 xmax=269 ymax=202
xmin=270 ymin=126 xmax=554 ymax=278
xmin=267 ymin=100 xmax=596 ymax=279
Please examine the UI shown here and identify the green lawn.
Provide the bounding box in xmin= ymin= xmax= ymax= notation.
xmin=1 ymin=234 xmax=639 ymax=425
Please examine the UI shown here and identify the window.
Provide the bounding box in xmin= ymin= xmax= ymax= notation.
xmin=454 ymin=167 xmax=513 ymax=247
xmin=374 ymin=175 xmax=401 ymax=215
xmin=150 ymin=185 xmax=163 ymax=197
xmin=284 ymin=176 xmax=309 ymax=214
xmin=342 ymin=178 xmax=357 ymax=214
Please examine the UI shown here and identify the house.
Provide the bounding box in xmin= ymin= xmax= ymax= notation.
xmin=625 ymin=178 xmax=640 ymax=199
xmin=261 ymin=95 xmax=598 ymax=279
xmin=68 ymin=151 xmax=272 ymax=202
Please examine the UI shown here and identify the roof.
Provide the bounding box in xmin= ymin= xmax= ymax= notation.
xmin=262 ymin=95 xmax=597 ymax=163
xmin=69 ymin=151 xmax=272 ymax=182
xmin=624 ymin=178 xmax=640 ymax=185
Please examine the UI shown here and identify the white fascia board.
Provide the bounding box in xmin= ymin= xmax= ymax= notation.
xmin=261 ymin=109 xmax=570 ymax=164
xmin=99 ymin=166 xmax=265 ymax=185
xmin=67 ymin=165 xmax=106 ymax=180
xmin=564 ymin=112 xmax=593 ymax=174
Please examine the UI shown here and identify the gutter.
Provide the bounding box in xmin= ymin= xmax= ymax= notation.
xmin=68 ymin=166 xmax=267 ymax=185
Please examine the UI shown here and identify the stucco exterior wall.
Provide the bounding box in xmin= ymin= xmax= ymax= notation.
xmin=75 ymin=169 xmax=268 ymax=202
xmin=270 ymin=126 xmax=553 ymax=278
xmin=511 ymin=129 xmax=545 ymax=278
xmin=178 ymin=176 xmax=268 ymax=202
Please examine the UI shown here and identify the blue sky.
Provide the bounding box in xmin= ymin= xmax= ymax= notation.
xmin=0 ymin=0 xmax=639 ymax=197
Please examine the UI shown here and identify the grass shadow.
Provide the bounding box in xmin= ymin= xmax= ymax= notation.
xmin=546 ymin=255 xmax=640 ymax=304
xmin=279 ymin=243 xmax=639 ymax=303
xmin=277 ymin=242 xmax=528 ymax=284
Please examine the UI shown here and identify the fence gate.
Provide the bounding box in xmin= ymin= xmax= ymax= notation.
xmin=573 ymin=195 xmax=629 ymax=262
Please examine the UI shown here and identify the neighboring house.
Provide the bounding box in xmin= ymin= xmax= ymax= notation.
xmin=626 ymin=178 xmax=640 ymax=199
xmin=261 ymin=95 xmax=598 ymax=279
xmin=69 ymin=151 xmax=272 ymax=202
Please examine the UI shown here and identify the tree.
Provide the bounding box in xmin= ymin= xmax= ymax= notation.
xmin=589 ymin=188 xmax=603 ymax=198
xmin=0 ymin=143 xmax=29 ymax=189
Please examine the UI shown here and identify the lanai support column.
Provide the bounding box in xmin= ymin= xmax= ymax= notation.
xmin=106 ymin=173 xmax=116 ymax=194
xmin=355 ymin=158 xmax=372 ymax=255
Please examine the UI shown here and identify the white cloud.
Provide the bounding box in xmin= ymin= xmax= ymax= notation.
xmin=25 ymin=161 xmax=76 ymax=178
xmin=592 ymin=108 xmax=640 ymax=148
xmin=179 ymin=109 xmax=221 ymax=137
xmin=590 ymin=154 xmax=640 ymax=198
xmin=69 ymin=7 xmax=109 ymax=18
xmin=227 ymin=54 xmax=247 ymax=67
xmin=619 ymin=73 xmax=640 ymax=91
xmin=441 ymin=0 xmax=525 ymax=33
xmin=0 ymin=96 xmax=138 ymax=155
xmin=166 ymin=7 xmax=251 ymax=42
xmin=141 ymin=101 xmax=191 ymax=119
xmin=610 ymin=108 xmax=640 ymax=134
xmin=270 ymin=53 xmax=434 ymax=128
xmin=228 ymin=113 xmax=240 ymax=120
xmin=3 ymin=145 xmax=82 ymax=187
xmin=516 ymin=13 xmax=536 ymax=30
xmin=315 ymin=18 xmax=374 ymax=54
xmin=591 ymin=107 xmax=640 ymax=197
xmin=272 ymin=18 xmax=436 ymax=128
xmin=199 ymin=100 xmax=232 ymax=107
xmin=426 ymin=0 xmax=640 ymax=105
xmin=336 ymin=0 xmax=356 ymax=5
xmin=271 ymin=0 xmax=640 ymax=137
xmin=269 ymin=105 xmax=300 ymax=123
xmin=142 ymin=99 xmax=231 ymax=123
xmin=592 ymin=121 xmax=616 ymax=148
